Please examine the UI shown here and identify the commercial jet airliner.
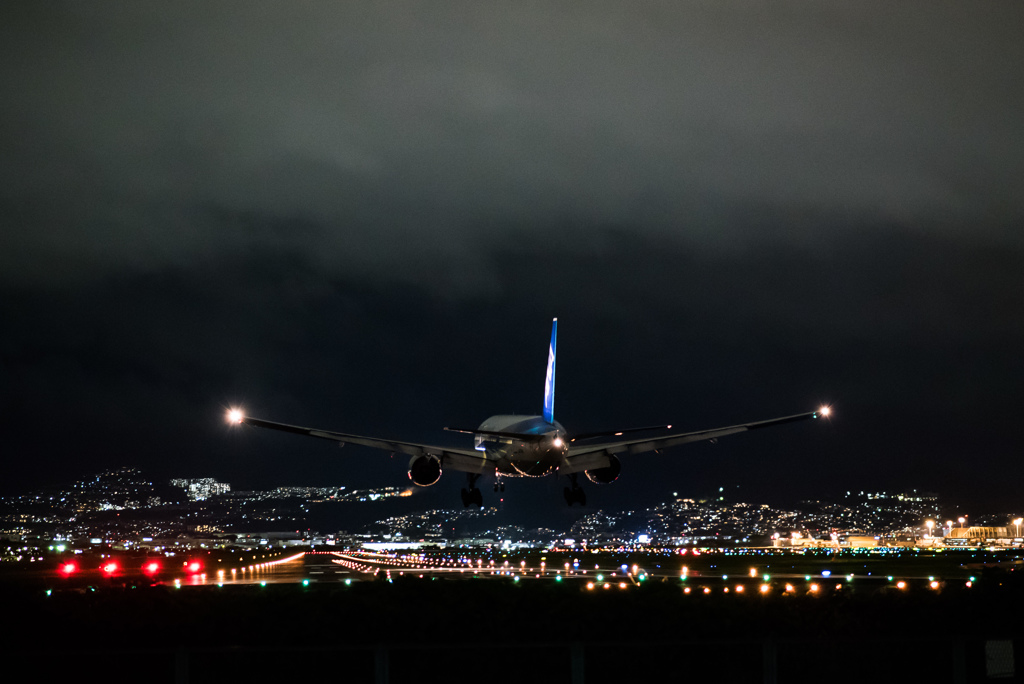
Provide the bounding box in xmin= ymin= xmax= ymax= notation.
xmin=227 ymin=318 xmax=829 ymax=507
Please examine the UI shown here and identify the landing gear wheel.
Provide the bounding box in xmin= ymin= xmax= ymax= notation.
xmin=499 ymin=482 xmax=505 ymax=492
xmin=463 ymin=474 xmax=483 ymax=507
xmin=564 ymin=486 xmax=586 ymax=506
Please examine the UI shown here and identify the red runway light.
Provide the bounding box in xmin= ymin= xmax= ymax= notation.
xmin=102 ymin=562 xmax=119 ymax=575
xmin=143 ymin=561 xmax=161 ymax=575
xmin=186 ymin=561 xmax=202 ymax=574
xmin=60 ymin=562 xmax=78 ymax=576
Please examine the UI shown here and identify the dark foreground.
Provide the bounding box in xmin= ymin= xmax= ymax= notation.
xmin=6 ymin=566 xmax=1023 ymax=684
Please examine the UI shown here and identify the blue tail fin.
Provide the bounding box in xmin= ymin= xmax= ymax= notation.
xmin=543 ymin=318 xmax=557 ymax=424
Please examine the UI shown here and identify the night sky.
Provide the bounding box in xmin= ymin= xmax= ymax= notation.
xmin=2 ymin=2 xmax=1022 ymax=520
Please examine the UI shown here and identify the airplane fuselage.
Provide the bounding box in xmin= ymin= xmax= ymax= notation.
xmin=476 ymin=415 xmax=568 ymax=477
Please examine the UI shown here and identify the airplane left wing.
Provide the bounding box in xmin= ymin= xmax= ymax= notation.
xmin=233 ymin=414 xmax=495 ymax=474
xmin=561 ymin=409 xmax=824 ymax=474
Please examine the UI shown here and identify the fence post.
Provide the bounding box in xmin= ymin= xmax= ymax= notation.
xmin=375 ymin=643 xmax=389 ymax=684
xmin=762 ymin=640 xmax=777 ymax=684
xmin=175 ymin=648 xmax=189 ymax=684
xmin=571 ymin=641 xmax=585 ymax=684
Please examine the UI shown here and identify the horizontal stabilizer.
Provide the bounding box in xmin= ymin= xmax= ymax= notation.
xmin=443 ymin=427 xmax=547 ymax=442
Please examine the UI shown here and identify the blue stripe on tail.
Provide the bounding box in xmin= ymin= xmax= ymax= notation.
xmin=543 ymin=318 xmax=557 ymax=424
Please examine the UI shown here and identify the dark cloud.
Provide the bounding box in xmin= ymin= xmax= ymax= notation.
xmin=1 ymin=2 xmax=1022 ymax=513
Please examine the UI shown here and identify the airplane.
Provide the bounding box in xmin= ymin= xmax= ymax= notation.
xmin=226 ymin=318 xmax=829 ymax=507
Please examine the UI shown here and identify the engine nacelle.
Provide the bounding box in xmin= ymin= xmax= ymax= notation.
xmin=408 ymin=454 xmax=442 ymax=486
xmin=584 ymin=455 xmax=621 ymax=484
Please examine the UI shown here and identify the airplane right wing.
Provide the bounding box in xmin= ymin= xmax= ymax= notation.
xmin=561 ymin=409 xmax=825 ymax=474
xmin=233 ymin=413 xmax=496 ymax=474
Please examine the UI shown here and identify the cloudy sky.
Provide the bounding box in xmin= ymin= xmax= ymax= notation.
xmin=2 ymin=1 xmax=1022 ymax=518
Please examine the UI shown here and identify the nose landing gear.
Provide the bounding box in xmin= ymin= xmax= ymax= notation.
xmin=563 ymin=474 xmax=586 ymax=506
xmin=461 ymin=473 xmax=484 ymax=508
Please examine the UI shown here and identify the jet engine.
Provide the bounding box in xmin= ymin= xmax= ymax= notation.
xmin=408 ymin=454 xmax=442 ymax=486
xmin=584 ymin=455 xmax=621 ymax=484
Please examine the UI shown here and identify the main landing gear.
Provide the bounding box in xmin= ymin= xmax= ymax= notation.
xmin=563 ymin=474 xmax=586 ymax=507
xmin=461 ymin=473 xmax=484 ymax=508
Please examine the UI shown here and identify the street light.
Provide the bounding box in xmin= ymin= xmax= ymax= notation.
xmin=958 ymin=517 xmax=966 ymax=528
xmin=925 ymin=520 xmax=935 ymax=538
xmin=1013 ymin=518 xmax=1023 ymax=538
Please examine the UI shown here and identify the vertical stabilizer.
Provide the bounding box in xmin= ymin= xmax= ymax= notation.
xmin=543 ymin=318 xmax=557 ymax=424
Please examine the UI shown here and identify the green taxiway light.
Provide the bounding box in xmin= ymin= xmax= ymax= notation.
xmin=302 ymin=579 xmax=310 ymax=586
xmin=763 ymin=574 xmax=770 ymax=582
xmin=555 ymin=575 xmax=562 ymax=582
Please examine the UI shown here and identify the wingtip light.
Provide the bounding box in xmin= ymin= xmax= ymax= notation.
xmin=227 ymin=409 xmax=244 ymax=425
xmin=819 ymin=406 xmax=831 ymax=418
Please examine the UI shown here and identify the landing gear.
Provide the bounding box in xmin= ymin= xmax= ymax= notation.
xmin=461 ymin=473 xmax=484 ymax=508
xmin=492 ymin=480 xmax=505 ymax=493
xmin=461 ymin=488 xmax=483 ymax=507
xmin=563 ymin=474 xmax=586 ymax=506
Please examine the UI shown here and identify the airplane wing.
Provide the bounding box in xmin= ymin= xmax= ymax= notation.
xmin=234 ymin=414 xmax=495 ymax=475
xmin=561 ymin=410 xmax=824 ymax=474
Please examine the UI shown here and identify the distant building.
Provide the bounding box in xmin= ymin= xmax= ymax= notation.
xmin=947 ymin=527 xmax=1009 ymax=542
xmin=170 ymin=478 xmax=231 ymax=501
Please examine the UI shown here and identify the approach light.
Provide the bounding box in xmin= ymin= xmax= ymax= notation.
xmin=227 ymin=409 xmax=244 ymax=424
